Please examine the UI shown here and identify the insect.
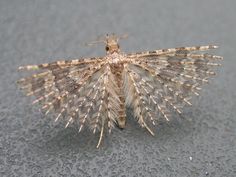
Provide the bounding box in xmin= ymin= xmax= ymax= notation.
xmin=17 ymin=34 xmax=223 ymax=148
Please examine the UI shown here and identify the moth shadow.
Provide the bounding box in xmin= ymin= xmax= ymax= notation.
xmin=123 ymin=108 xmax=196 ymax=146
xmin=28 ymin=122 xmax=111 ymax=157
xmin=27 ymin=108 xmax=197 ymax=157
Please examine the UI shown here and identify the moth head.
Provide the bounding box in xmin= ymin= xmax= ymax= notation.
xmin=85 ymin=33 xmax=128 ymax=54
xmin=105 ymin=33 xmax=128 ymax=54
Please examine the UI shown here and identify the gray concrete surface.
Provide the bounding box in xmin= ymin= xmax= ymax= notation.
xmin=0 ymin=0 xmax=235 ymax=176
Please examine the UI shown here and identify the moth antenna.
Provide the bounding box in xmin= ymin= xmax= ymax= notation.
xmin=119 ymin=33 xmax=129 ymax=40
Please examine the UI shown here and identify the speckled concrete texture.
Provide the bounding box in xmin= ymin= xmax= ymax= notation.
xmin=0 ymin=0 xmax=235 ymax=176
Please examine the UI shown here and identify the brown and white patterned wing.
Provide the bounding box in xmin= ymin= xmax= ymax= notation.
xmin=125 ymin=45 xmax=222 ymax=134
xmin=17 ymin=59 xmax=120 ymax=147
xmin=17 ymin=58 xmax=105 ymax=113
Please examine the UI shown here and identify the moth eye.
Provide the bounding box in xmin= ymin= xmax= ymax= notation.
xmin=106 ymin=46 xmax=109 ymax=51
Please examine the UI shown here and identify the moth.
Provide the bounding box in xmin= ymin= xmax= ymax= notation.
xmin=17 ymin=34 xmax=223 ymax=148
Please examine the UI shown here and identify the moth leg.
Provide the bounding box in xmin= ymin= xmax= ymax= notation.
xmin=127 ymin=45 xmax=219 ymax=58
xmin=18 ymin=57 xmax=106 ymax=71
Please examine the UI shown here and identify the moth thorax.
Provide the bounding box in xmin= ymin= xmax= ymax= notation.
xmin=107 ymin=53 xmax=122 ymax=64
